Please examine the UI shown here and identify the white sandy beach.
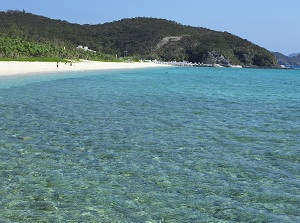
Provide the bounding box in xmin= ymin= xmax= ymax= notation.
xmin=0 ymin=61 xmax=170 ymax=76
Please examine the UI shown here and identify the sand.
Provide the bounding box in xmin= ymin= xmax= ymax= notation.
xmin=0 ymin=61 xmax=170 ymax=76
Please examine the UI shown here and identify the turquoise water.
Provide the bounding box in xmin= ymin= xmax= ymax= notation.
xmin=0 ymin=67 xmax=299 ymax=222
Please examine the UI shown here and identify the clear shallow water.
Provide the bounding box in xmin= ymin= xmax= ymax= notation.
xmin=0 ymin=67 xmax=299 ymax=222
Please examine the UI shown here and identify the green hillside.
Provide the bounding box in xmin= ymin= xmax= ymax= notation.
xmin=0 ymin=10 xmax=279 ymax=67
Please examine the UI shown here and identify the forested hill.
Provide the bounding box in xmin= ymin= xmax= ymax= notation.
xmin=0 ymin=10 xmax=279 ymax=67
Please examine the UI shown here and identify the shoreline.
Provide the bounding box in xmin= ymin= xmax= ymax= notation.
xmin=0 ymin=61 xmax=171 ymax=76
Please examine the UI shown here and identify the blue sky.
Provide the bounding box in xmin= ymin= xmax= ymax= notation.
xmin=1 ymin=0 xmax=299 ymax=55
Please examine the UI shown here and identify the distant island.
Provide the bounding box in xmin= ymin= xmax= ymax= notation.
xmin=272 ymin=52 xmax=300 ymax=67
xmin=288 ymin=53 xmax=300 ymax=57
xmin=0 ymin=10 xmax=279 ymax=68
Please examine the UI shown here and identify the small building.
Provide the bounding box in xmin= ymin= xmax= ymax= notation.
xmin=76 ymin=45 xmax=96 ymax=53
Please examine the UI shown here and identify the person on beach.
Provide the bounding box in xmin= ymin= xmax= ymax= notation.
xmin=57 ymin=62 xmax=59 ymax=68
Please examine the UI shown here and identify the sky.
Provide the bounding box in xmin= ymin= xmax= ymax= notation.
xmin=0 ymin=0 xmax=299 ymax=55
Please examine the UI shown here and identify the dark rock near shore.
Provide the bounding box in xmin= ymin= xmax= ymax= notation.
xmin=205 ymin=51 xmax=230 ymax=66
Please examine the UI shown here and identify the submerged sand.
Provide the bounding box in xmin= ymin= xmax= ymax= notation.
xmin=0 ymin=61 xmax=170 ymax=76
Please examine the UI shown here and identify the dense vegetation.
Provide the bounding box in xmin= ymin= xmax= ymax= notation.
xmin=0 ymin=10 xmax=279 ymax=67
xmin=0 ymin=37 xmax=120 ymax=62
